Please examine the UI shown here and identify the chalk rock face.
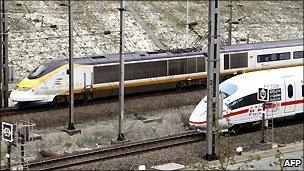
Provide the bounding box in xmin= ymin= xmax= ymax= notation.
xmin=5 ymin=1 xmax=304 ymax=81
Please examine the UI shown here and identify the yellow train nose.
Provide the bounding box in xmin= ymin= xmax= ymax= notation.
xmin=17 ymin=78 xmax=41 ymax=89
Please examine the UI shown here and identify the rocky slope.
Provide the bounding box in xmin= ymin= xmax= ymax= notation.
xmin=5 ymin=1 xmax=303 ymax=80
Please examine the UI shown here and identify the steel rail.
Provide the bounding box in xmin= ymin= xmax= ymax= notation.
xmin=0 ymin=86 xmax=203 ymax=117
xmin=2 ymin=119 xmax=302 ymax=170
xmin=28 ymin=131 xmax=204 ymax=170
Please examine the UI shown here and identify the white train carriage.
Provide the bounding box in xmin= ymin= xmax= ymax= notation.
xmin=189 ymin=66 xmax=304 ymax=131
xmin=10 ymin=39 xmax=303 ymax=104
xmin=220 ymin=39 xmax=303 ymax=70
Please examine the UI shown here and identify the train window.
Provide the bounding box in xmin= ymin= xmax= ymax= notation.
xmin=28 ymin=65 xmax=54 ymax=79
xmin=287 ymin=84 xmax=293 ymax=98
xmin=278 ymin=52 xmax=291 ymax=60
xmin=302 ymin=85 xmax=304 ymax=97
xmin=227 ymin=93 xmax=260 ymax=110
xmin=28 ymin=66 xmax=46 ymax=78
xmin=93 ymin=65 xmax=119 ymax=83
xmin=126 ymin=61 xmax=167 ymax=80
xmin=293 ymin=51 xmax=304 ymax=59
xmin=188 ymin=58 xmax=197 ymax=73
xmin=257 ymin=52 xmax=290 ymax=63
xmin=197 ymin=57 xmax=206 ymax=72
xmin=257 ymin=54 xmax=270 ymax=62
xmin=125 ymin=63 xmax=146 ymax=80
xmin=224 ymin=54 xmax=229 ymax=69
xmin=178 ymin=59 xmax=187 ymax=74
xmin=169 ymin=59 xmax=178 ymax=75
xmin=230 ymin=53 xmax=248 ymax=69
xmin=219 ymin=83 xmax=237 ymax=98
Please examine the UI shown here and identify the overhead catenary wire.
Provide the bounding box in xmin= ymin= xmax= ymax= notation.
xmin=122 ymin=34 xmax=197 ymax=127
xmin=11 ymin=1 xmax=203 ymax=131
xmin=91 ymin=12 xmax=192 ymax=130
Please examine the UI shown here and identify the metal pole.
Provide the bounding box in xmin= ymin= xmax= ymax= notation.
xmin=206 ymin=0 xmax=220 ymax=160
xmin=185 ymin=0 xmax=189 ymax=48
xmin=261 ymin=113 xmax=265 ymax=143
xmin=67 ymin=0 xmax=75 ymax=130
xmin=1 ymin=0 xmax=8 ymax=107
xmin=227 ymin=0 xmax=232 ymax=45
xmin=3 ymin=0 xmax=8 ymax=107
xmin=6 ymin=142 xmax=11 ymax=170
xmin=0 ymin=0 xmax=3 ymax=108
xmin=117 ymin=0 xmax=125 ymax=141
xmin=20 ymin=136 xmax=26 ymax=170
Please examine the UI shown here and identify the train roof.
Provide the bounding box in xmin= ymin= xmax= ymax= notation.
xmin=220 ymin=39 xmax=303 ymax=53
xmin=43 ymin=39 xmax=303 ymax=66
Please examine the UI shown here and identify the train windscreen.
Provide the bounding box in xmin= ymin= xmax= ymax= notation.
xmin=28 ymin=64 xmax=60 ymax=79
xmin=28 ymin=65 xmax=47 ymax=79
xmin=219 ymin=83 xmax=237 ymax=98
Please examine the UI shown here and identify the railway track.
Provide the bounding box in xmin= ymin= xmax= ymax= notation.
xmin=28 ymin=131 xmax=204 ymax=170
xmin=0 ymin=86 xmax=204 ymax=117
xmin=3 ymin=117 xmax=303 ymax=170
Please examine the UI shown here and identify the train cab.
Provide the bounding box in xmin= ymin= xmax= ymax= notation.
xmin=189 ymin=66 xmax=304 ymax=132
xmin=189 ymin=82 xmax=238 ymax=130
xmin=10 ymin=60 xmax=66 ymax=103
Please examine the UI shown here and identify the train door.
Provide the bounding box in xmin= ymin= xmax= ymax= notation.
xmin=83 ymin=67 xmax=92 ymax=89
xmin=284 ymin=77 xmax=296 ymax=114
xmin=73 ymin=67 xmax=84 ymax=89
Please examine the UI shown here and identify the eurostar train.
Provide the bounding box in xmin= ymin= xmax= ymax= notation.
xmin=10 ymin=39 xmax=303 ymax=104
xmin=189 ymin=66 xmax=304 ymax=131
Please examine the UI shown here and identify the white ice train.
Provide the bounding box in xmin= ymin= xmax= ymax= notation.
xmin=189 ymin=66 xmax=304 ymax=131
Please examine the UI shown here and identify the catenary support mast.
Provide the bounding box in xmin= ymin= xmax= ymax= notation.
xmin=0 ymin=0 xmax=8 ymax=108
xmin=67 ymin=0 xmax=75 ymax=130
xmin=117 ymin=0 xmax=126 ymax=141
xmin=185 ymin=0 xmax=189 ymax=48
xmin=0 ymin=0 xmax=3 ymax=108
xmin=227 ymin=0 xmax=232 ymax=45
xmin=206 ymin=0 xmax=220 ymax=160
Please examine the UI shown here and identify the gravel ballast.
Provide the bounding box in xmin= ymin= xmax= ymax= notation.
xmin=64 ymin=123 xmax=304 ymax=170
xmin=1 ymin=89 xmax=206 ymax=166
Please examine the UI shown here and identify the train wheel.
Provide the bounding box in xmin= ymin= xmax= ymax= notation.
xmin=75 ymin=93 xmax=85 ymax=101
xmin=83 ymin=91 xmax=93 ymax=103
xmin=175 ymin=82 xmax=182 ymax=89
xmin=53 ymin=96 xmax=67 ymax=105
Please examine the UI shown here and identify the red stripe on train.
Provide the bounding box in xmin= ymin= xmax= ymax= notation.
xmin=226 ymin=109 xmax=249 ymax=118
xmin=281 ymin=99 xmax=304 ymax=106
xmin=231 ymin=99 xmax=304 ymax=115
xmin=189 ymin=99 xmax=304 ymax=125
xmin=189 ymin=121 xmax=207 ymax=124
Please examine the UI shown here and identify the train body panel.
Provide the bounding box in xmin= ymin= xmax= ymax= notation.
xmin=10 ymin=64 xmax=93 ymax=103
xmin=10 ymin=39 xmax=303 ymax=104
xmin=189 ymin=66 xmax=304 ymax=131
